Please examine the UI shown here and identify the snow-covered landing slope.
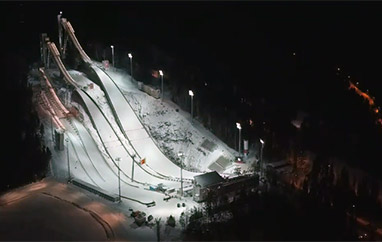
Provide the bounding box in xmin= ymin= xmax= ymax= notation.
xmin=66 ymin=118 xmax=167 ymax=205
xmin=74 ymin=88 xmax=180 ymax=188
xmin=91 ymin=65 xmax=200 ymax=180
xmin=105 ymin=68 xmax=237 ymax=173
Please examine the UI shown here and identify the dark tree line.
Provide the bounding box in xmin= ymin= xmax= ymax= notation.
xmin=303 ymin=157 xmax=382 ymax=226
xmin=0 ymin=51 xmax=51 ymax=194
xmin=184 ymin=183 xmax=357 ymax=241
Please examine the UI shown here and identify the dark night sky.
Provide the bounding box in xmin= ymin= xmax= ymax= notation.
xmin=4 ymin=1 xmax=382 ymax=94
xmin=1 ymin=2 xmax=382 ymax=78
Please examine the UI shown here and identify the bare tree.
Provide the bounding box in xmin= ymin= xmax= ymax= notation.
xmin=155 ymin=217 xmax=161 ymax=241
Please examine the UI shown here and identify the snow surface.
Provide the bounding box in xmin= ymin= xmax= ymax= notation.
xmin=32 ymin=94 xmax=198 ymax=240
xmin=88 ymin=65 xmax=201 ymax=180
xmin=0 ymin=178 xmax=170 ymax=241
xmin=101 ymin=66 xmax=237 ymax=173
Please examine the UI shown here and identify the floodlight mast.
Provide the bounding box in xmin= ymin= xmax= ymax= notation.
xmin=189 ymin=90 xmax=194 ymax=123
xmin=236 ymin=122 xmax=242 ymax=155
xmin=259 ymin=138 xmax=265 ymax=179
xmin=110 ymin=45 xmax=114 ymax=67
xmin=159 ymin=70 xmax=164 ymax=100
xmin=178 ymin=152 xmax=184 ymax=197
xmin=128 ymin=53 xmax=133 ymax=81
xmin=57 ymin=11 xmax=63 ymax=53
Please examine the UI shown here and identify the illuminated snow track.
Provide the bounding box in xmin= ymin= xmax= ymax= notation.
xmin=44 ymin=36 xmax=176 ymax=205
xmin=59 ymin=17 xmax=200 ymax=181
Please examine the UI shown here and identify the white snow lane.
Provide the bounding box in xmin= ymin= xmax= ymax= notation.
xmin=92 ymin=66 xmax=142 ymax=131
xmin=59 ymin=121 xmax=94 ymax=186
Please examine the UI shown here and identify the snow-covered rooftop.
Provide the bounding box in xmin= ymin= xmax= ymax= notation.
xmin=194 ymin=171 xmax=225 ymax=188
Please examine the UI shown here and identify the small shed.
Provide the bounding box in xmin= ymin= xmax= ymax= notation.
xmin=193 ymin=171 xmax=225 ymax=202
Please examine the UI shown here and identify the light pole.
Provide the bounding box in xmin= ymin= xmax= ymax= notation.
xmin=259 ymin=138 xmax=265 ymax=179
xmin=236 ymin=122 xmax=242 ymax=156
xmin=116 ymin=157 xmax=121 ymax=201
xmin=178 ymin=152 xmax=184 ymax=197
xmin=159 ymin=70 xmax=164 ymax=100
xmin=128 ymin=53 xmax=133 ymax=81
xmin=51 ymin=116 xmax=54 ymax=146
xmin=65 ymin=138 xmax=71 ymax=181
xmin=110 ymin=45 xmax=114 ymax=68
xmin=57 ymin=11 xmax=63 ymax=53
xmin=189 ymin=90 xmax=194 ymax=123
xmin=131 ymin=154 xmax=135 ymax=182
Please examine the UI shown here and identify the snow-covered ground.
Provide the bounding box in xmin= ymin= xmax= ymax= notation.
xmin=87 ymin=65 xmax=201 ymax=180
xmin=46 ymin=65 xmax=245 ymax=191
xmin=101 ymin=65 xmax=237 ymax=173
xmin=29 ymin=72 xmax=199 ymax=241
xmin=0 ymin=178 xmax=189 ymax=241
xmin=68 ymin=71 xmax=195 ymax=185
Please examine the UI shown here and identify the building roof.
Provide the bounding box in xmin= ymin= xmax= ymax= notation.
xmin=194 ymin=171 xmax=225 ymax=188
